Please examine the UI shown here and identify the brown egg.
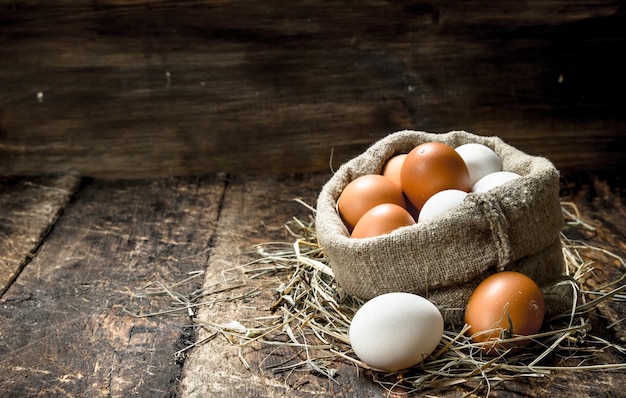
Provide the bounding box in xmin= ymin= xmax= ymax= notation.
xmin=400 ymin=142 xmax=471 ymax=211
xmin=337 ymin=174 xmax=407 ymax=231
xmin=465 ymin=271 xmax=545 ymax=356
xmin=381 ymin=154 xmax=407 ymax=188
xmin=351 ymin=203 xmax=415 ymax=239
xmin=381 ymin=154 xmax=420 ymax=220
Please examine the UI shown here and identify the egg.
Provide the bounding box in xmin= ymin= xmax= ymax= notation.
xmin=472 ymin=171 xmax=522 ymax=193
xmin=337 ymin=174 xmax=407 ymax=231
xmin=381 ymin=154 xmax=421 ymax=220
xmin=351 ymin=203 xmax=415 ymax=238
xmin=418 ymin=189 xmax=468 ymax=223
xmin=349 ymin=292 xmax=444 ymax=371
xmin=401 ymin=142 xmax=471 ymax=211
xmin=455 ymin=143 xmax=503 ymax=186
xmin=465 ymin=271 xmax=545 ymax=355
xmin=381 ymin=154 xmax=407 ymax=188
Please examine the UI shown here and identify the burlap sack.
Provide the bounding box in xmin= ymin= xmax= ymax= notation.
xmin=316 ymin=130 xmax=567 ymax=325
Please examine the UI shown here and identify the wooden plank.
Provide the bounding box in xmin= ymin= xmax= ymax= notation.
xmin=178 ymin=173 xmax=374 ymax=397
xmin=0 ymin=173 xmax=81 ymax=295
xmin=0 ymin=176 xmax=226 ymax=396
xmin=1 ymin=1 xmax=625 ymax=178
xmin=180 ymin=173 xmax=626 ymax=397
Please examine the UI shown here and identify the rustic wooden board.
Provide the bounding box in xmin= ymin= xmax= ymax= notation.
xmin=0 ymin=176 xmax=226 ymax=396
xmin=1 ymin=1 xmax=625 ymax=178
xmin=0 ymin=173 xmax=81 ymax=295
xmin=178 ymin=173 xmax=379 ymax=397
xmin=180 ymin=173 xmax=626 ymax=397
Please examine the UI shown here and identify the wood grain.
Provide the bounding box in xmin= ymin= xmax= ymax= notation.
xmin=0 ymin=173 xmax=81 ymax=295
xmin=0 ymin=176 xmax=226 ymax=396
xmin=178 ymin=174 xmax=365 ymax=397
xmin=1 ymin=1 xmax=625 ymax=177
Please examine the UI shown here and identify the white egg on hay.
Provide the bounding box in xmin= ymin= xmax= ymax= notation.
xmin=349 ymin=292 xmax=444 ymax=371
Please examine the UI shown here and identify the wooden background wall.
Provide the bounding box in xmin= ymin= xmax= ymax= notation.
xmin=1 ymin=1 xmax=624 ymax=178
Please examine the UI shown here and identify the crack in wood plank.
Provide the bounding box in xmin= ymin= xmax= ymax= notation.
xmin=0 ymin=173 xmax=82 ymax=297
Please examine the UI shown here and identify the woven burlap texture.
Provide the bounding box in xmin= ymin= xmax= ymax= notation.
xmin=316 ymin=130 xmax=566 ymax=325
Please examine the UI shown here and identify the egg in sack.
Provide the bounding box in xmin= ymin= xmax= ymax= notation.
xmin=349 ymin=292 xmax=444 ymax=371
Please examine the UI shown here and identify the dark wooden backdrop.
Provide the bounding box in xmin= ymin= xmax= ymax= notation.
xmin=1 ymin=1 xmax=625 ymax=178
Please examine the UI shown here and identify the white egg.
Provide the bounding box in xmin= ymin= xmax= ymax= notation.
xmin=348 ymin=292 xmax=444 ymax=371
xmin=472 ymin=171 xmax=522 ymax=193
xmin=455 ymin=143 xmax=503 ymax=186
xmin=418 ymin=189 xmax=468 ymax=223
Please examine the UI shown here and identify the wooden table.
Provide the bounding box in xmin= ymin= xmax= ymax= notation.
xmin=1 ymin=171 xmax=624 ymax=397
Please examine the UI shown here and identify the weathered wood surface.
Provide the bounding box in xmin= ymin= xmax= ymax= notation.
xmin=0 ymin=173 xmax=81 ymax=295
xmin=0 ymin=172 xmax=624 ymax=397
xmin=561 ymin=173 xmax=626 ymax=344
xmin=1 ymin=1 xmax=625 ymax=178
xmin=178 ymin=174 xmax=368 ymax=397
xmin=0 ymin=175 xmax=226 ymax=396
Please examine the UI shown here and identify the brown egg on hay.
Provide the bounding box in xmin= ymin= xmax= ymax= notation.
xmin=465 ymin=271 xmax=545 ymax=356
